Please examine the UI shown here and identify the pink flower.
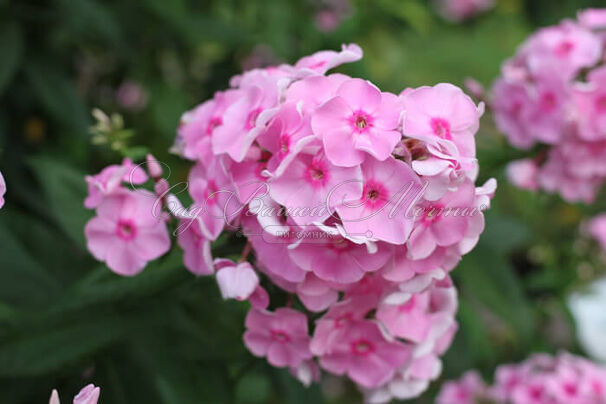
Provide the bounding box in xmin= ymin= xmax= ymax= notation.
xmin=49 ymin=384 xmax=101 ymax=404
xmin=491 ymin=13 xmax=606 ymax=203
xmin=212 ymin=76 xmax=279 ymax=162
xmin=269 ymin=151 xmax=363 ymax=226
xmin=293 ymin=43 xmax=362 ymax=76
xmin=523 ymin=75 xmax=569 ymax=145
xmin=434 ymin=0 xmax=495 ymax=22
xmin=256 ymin=102 xmax=316 ymax=177
xmin=436 ymin=371 xmax=487 ymax=404
xmin=288 ymin=229 xmax=391 ymax=284
xmin=290 ymin=359 xmax=321 ymax=387
xmin=312 ymin=78 xmax=402 ymax=167
xmin=73 ymin=384 xmax=101 ymax=404
xmin=381 ymin=245 xmax=460 ymax=284
xmin=507 ymin=159 xmax=539 ymax=191
xmin=573 ymin=66 xmax=606 ymax=141
xmin=403 ymin=83 xmax=480 ymax=164
xmin=523 ymin=21 xmax=601 ymax=79
xmin=83 ymin=44 xmax=495 ymax=401
xmin=177 ymin=91 xmax=237 ymax=162
xmin=115 ymin=81 xmax=148 ymax=112
xmin=296 ymin=273 xmax=338 ymax=312
xmin=0 ymin=170 xmax=5 ymax=209
xmin=285 ymin=74 xmax=349 ymax=114
xmin=176 ymin=218 xmax=214 ymax=275
xmin=336 ymin=156 xmax=422 ymax=245
xmin=491 ymin=79 xmax=534 ymax=149
xmin=243 ymin=307 xmax=312 ymax=368
xmin=188 ymin=160 xmax=236 ymax=240
xmin=244 ymin=215 xmax=307 ymax=283
xmin=167 ymin=194 xmax=215 ymax=276
xmin=440 ymin=352 xmax=606 ymax=404
xmin=407 ymin=180 xmax=479 ymax=260
xmin=214 ymin=258 xmax=259 ymax=300
xmin=249 ymin=285 xmax=270 ymax=309
xmin=310 ymin=296 xmax=378 ymax=356
xmin=85 ymin=190 xmax=170 ymax=276
xmin=318 ymin=320 xmax=412 ymax=388
xmin=376 ymin=293 xmax=434 ymax=344
xmin=578 ymin=8 xmax=606 ymax=29
xmin=84 ymin=158 xmax=147 ymax=209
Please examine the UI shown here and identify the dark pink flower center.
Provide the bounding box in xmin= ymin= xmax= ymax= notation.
xmin=246 ymin=108 xmax=262 ymax=130
xmin=116 ymin=219 xmax=137 ymax=241
xmin=399 ymin=296 xmax=417 ymax=312
xmin=362 ymin=180 xmax=389 ymax=210
xmin=422 ymin=205 xmax=443 ymax=225
xmin=271 ymin=330 xmax=291 ymax=343
xmin=351 ymin=111 xmax=373 ymax=133
xmin=529 ymin=385 xmax=544 ymax=399
xmin=563 ymin=383 xmax=578 ymax=396
xmin=511 ymin=101 xmax=523 ymax=116
xmin=595 ymin=95 xmax=606 ymax=113
xmin=430 ymin=118 xmax=452 ymax=140
xmin=304 ymin=159 xmax=330 ymax=188
xmin=206 ymin=117 xmax=222 ymax=135
xmin=351 ymin=339 xmax=374 ymax=356
xmin=455 ymin=389 xmax=471 ymax=400
xmin=592 ymin=380 xmax=603 ymax=395
xmin=539 ymin=92 xmax=557 ymax=112
xmin=555 ymin=40 xmax=575 ymax=57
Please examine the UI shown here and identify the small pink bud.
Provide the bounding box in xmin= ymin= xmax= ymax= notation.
xmin=146 ymin=154 xmax=163 ymax=179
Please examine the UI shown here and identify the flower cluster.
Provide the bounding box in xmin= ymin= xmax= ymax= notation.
xmin=493 ymin=9 xmax=606 ymax=203
xmin=433 ymin=0 xmax=495 ymax=22
xmin=83 ymin=44 xmax=495 ymax=400
xmin=436 ymin=352 xmax=606 ymax=404
xmin=50 ymin=384 xmax=100 ymax=404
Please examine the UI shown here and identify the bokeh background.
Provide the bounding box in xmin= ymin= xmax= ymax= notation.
xmin=2 ymin=0 xmax=606 ymax=402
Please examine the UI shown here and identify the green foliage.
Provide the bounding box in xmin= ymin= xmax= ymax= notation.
xmin=1 ymin=0 xmax=605 ymax=403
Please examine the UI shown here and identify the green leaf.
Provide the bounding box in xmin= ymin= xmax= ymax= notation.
xmin=0 ymin=21 xmax=23 ymax=95
xmin=0 ymin=217 xmax=60 ymax=307
xmin=236 ymin=373 xmax=271 ymax=404
xmin=0 ymin=315 xmax=131 ymax=377
xmin=28 ymin=157 xmax=91 ymax=249
xmin=149 ymin=84 xmax=190 ymax=140
xmin=456 ymin=244 xmax=535 ymax=344
xmin=55 ymin=252 xmax=186 ymax=311
xmin=25 ymin=62 xmax=89 ymax=135
xmin=57 ymin=0 xmax=122 ymax=45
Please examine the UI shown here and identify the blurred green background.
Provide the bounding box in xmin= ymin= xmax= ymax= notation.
xmin=2 ymin=0 xmax=606 ymax=402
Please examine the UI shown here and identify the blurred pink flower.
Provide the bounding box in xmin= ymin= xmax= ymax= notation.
xmin=116 ymin=81 xmax=148 ymax=112
xmin=434 ymin=0 xmax=495 ymax=22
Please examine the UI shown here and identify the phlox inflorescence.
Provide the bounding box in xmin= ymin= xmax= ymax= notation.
xmin=83 ymin=43 xmax=495 ymax=402
xmin=436 ymin=352 xmax=606 ymax=404
xmin=492 ymin=9 xmax=606 ymax=203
